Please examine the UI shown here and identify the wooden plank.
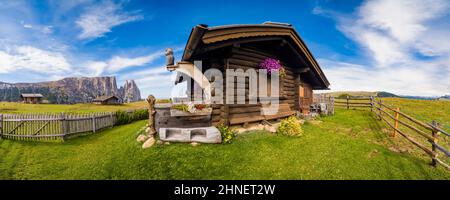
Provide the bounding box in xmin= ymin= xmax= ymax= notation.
xmin=435 ymin=158 xmax=450 ymax=170
xmin=427 ymin=122 xmax=450 ymax=137
xmin=8 ymin=121 xmax=25 ymax=135
xmin=264 ymin=111 xmax=295 ymax=120
xmin=431 ymin=120 xmax=438 ymax=166
xmin=33 ymin=121 xmax=49 ymax=135
xmin=229 ymin=115 xmax=265 ymax=125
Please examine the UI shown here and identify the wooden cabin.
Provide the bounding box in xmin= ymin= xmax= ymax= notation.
xmin=93 ymin=95 xmax=121 ymax=105
xmin=171 ymin=22 xmax=330 ymax=126
xmin=20 ymin=93 xmax=44 ymax=104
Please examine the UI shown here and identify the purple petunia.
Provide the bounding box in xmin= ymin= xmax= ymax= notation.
xmin=259 ymin=58 xmax=281 ymax=74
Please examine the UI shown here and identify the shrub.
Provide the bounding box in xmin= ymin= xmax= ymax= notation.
xmin=115 ymin=109 xmax=148 ymax=125
xmin=276 ymin=116 xmax=303 ymax=137
xmin=217 ymin=124 xmax=237 ymax=144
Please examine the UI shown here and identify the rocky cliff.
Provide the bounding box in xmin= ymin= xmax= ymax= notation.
xmin=119 ymin=80 xmax=141 ymax=103
xmin=0 ymin=77 xmax=141 ymax=104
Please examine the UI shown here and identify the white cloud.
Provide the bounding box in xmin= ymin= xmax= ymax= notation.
xmin=0 ymin=45 xmax=71 ymax=74
xmin=358 ymin=0 xmax=448 ymax=43
xmin=314 ymin=0 xmax=450 ymax=96
xmin=107 ymin=51 xmax=164 ymax=73
xmin=76 ymin=1 xmax=143 ymax=40
xmin=84 ymin=50 xmax=165 ymax=76
xmin=318 ymin=59 xmax=449 ymax=96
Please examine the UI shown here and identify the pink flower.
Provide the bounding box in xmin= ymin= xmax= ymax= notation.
xmin=259 ymin=58 xmax=281 ymax=74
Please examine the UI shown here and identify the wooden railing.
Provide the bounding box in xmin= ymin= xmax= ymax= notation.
xmin=334 ymin=96 xmax=373 ymax=110
xmin=336 ymin=96 xmax=450 ymax=170
xmin=373 ymin=99 xmax=450 ymax=170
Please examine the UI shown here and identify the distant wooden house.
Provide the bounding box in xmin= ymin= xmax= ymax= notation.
xmin=93 ymin=95 xmax=121 ymax=105
xmin=20 ymin=93 xmax=44 ymax=104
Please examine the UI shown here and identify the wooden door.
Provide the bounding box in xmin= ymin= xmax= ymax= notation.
xmin=298 ymin=83 xmax=312 ymax=114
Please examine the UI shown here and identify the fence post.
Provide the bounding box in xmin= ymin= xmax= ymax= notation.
xmin=378 ymin=99 xmax=382 ymax=120
xmin=346 ymin=95 xmax=349 ymax=109
xmin=431 ymin=120 xmax=438 ymax=167
xmin=393 ymin=107 xmax=399 ymax=137
xmin=109 ymin=112 xmax=114 ymax=127
xmin=331 ymin=97 xmax=334 ymax=115
xmin=92 ymin=114 xmax=96 ymax=133
xmin=370 ymin=96 xmax=373 ymax=112
xmin=60 ymin=113 xmax=67 ymax=136
xmin=0 ymin=114 xmax=3 ymax=138
xmin=327 ymin=95 xmax=333 ymax=115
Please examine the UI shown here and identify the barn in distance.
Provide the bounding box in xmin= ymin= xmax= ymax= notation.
xmin=20 ymin=93 xmax=44 ymax=104
xmin=93 ymin=95 xmax=122 ymax=105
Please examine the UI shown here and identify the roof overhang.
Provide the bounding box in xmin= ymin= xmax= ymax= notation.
xmin=181 ymin=23 xmax=330 ymax=89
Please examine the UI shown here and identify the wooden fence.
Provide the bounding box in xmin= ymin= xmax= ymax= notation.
xmin=0 ymin=112 xmax=117 ymax=141
xmin=334 ymin=96 xmax=373 ymax=110
xmin=336 ymin=96 xmax=450 ymax=170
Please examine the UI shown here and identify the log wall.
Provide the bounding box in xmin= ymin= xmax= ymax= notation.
xmin=209 ymin=47 xmax=303 ymax=125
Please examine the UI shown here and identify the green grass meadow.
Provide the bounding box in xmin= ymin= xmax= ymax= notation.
xmin=0 ymin=101 xmax=148 ymax=114
xmin=1 ymin=106 xmax=448 ymax=180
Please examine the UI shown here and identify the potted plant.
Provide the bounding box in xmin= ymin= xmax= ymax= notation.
xmin=170 ymin=102 xmax=212 ymax=116
xmin=259 ymin=58 xmax=286 ymax=78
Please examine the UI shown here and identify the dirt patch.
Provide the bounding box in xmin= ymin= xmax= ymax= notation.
xmin=367 ymin=149 xmax=379 ymax=159
xmin=308 ymin=120 xmax=323 ymax=125
xmin=234 ymin=122 xmax=280 ymax=134
xmin=388 ymin=146 xmax=410 ymax=154
xmin=381 ymin=128 xmax=390 ymax=134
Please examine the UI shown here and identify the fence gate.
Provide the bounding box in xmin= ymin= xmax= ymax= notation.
xmin=0 ymin=112 xmax=116 ymax=141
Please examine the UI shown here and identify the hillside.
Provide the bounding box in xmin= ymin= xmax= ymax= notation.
xmin=323 ymin=91 xmax=377 ymax=98
xmin=0 ymin=77 xmax=141 ymax=104
xmin=323 ymin=91 xmax=444 ymax=100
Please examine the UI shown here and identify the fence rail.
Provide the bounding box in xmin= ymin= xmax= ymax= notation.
xmin=0 ymin=112 xmax=118 ymax=141
xmin=337 ymin=96 xmax=450 ymax=170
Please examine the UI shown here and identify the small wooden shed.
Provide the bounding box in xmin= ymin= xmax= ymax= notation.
xmin=169 ymin=22 xmax=330 ymax=126
xmin=20 ymin=93 xmax=44 ymax=104
xmin=93 ymin=95 xmax=121 ymax=105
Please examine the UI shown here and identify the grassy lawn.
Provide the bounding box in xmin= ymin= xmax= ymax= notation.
xmin=381 ymin=98 xmax=450 ymax=132
xmin=0 ymin=101 xmax=148 ymax=114
xmin=1 ymin=108 xmax=448 ymax=180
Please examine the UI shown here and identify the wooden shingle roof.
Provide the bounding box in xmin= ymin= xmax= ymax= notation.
xmin=20 ymin=93 xmax=44 ymax=98
xmin=181 ymin=22 xmax=330 ymax=89
xmin=93 ymin=95 xmax=119 ymax=102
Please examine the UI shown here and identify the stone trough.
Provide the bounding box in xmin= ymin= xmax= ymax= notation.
xmin=159 ymin=127 xmax=221 ymax=143
xmin=154 ymin=103 xmax=221 ymax=144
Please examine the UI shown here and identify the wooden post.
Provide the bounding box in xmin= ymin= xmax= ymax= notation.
xmin=60 ymin=113 xmax=68 ymax=136
xmin=146 ymin=95 xmax=156 ymax=135
xmin=92 ymin=114 xmax=96 ymax=133
xmin=393 ymin=107 xmax=399 ymax=137
xmin=370 ymin=96 xmax=373 ymax=112
xmin=0 ymin=114 xmax=3 ymax=138
xmin=431 ymin=120 xmax=438 ymax=167
xmin=378 ymin=99 xmax=382 ymax=120
xmin=346 ymin=95 xmax=349 ymax=109
xmin=109 ymin=112 xmax=114 ymax=127
xmin=328 ymin=96 xmax=331 ymax=115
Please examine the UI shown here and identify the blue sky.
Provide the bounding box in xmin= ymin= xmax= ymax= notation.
xmin=0 ymin=0 xmax=449 ymax=98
